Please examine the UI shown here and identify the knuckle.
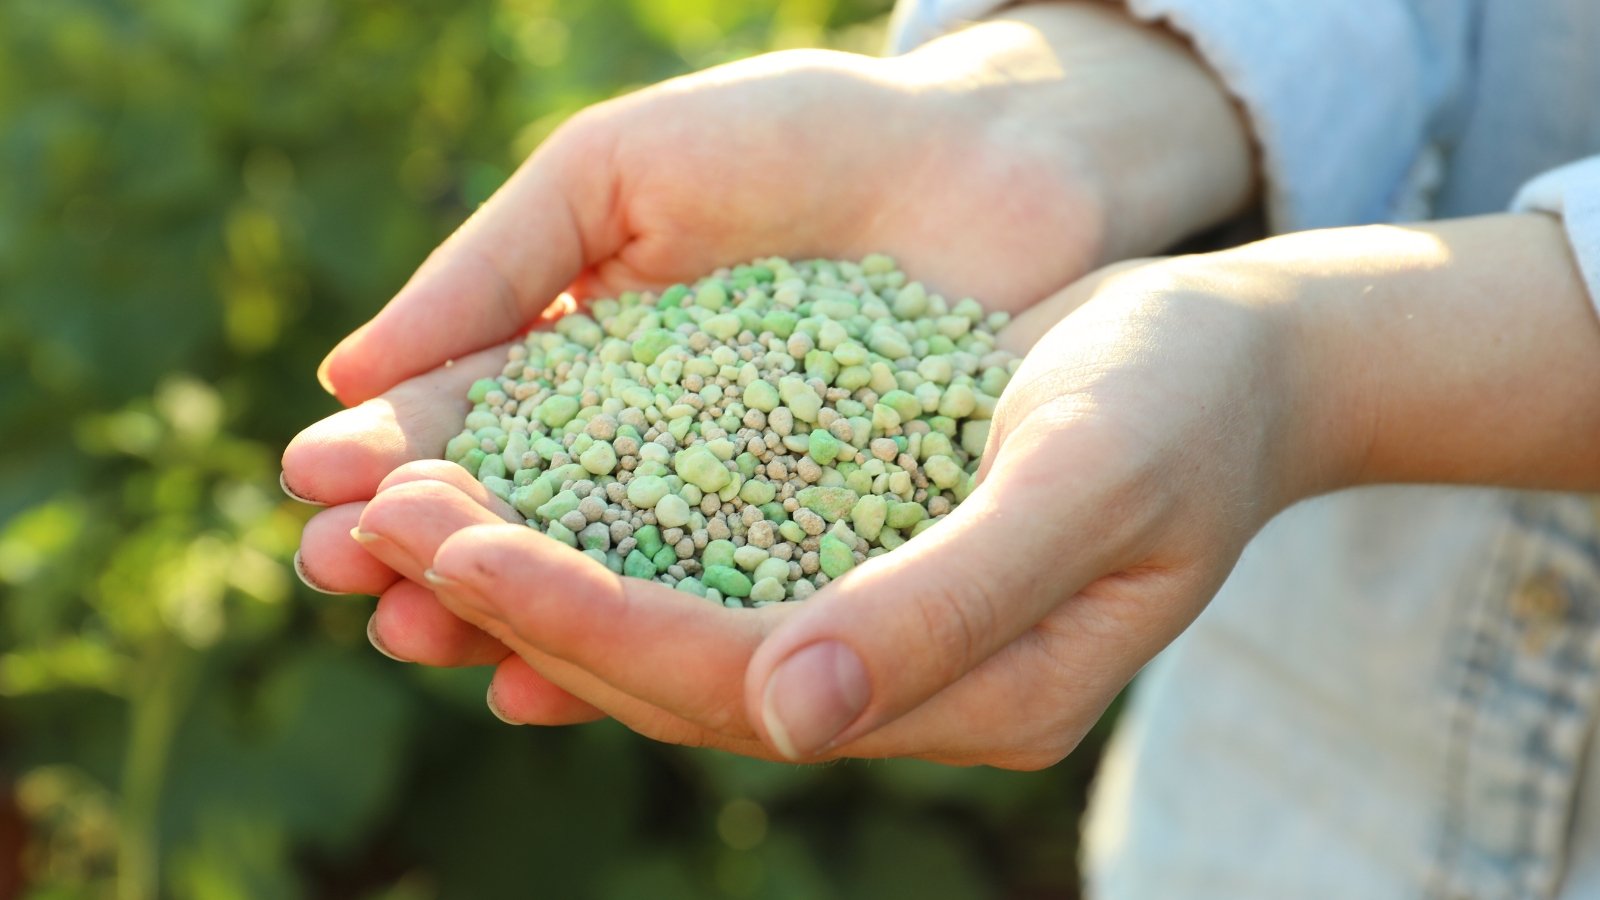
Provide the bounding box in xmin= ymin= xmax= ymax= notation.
xmin=436 ymin=241 xmax=527 ymax=332
xmin=912 ymin=570 xmax=1001 ymax=681
xmin=380 ymin=458 xmax=470 ymax=492
xmin=365 ymin=478 xmax=456 ymax=521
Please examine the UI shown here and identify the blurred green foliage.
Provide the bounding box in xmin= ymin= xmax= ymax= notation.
xmin=0 ymin=1 xmax=1112 ymax=897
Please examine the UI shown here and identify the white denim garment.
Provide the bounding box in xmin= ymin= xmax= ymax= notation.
xmin=891 ymin=2 xmax=1600 ymax=897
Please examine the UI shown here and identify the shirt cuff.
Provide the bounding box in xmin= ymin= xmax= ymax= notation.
xmin=888 ymin=0 xmax=1436 ymax=233
xmin=1513 ymin=157 xmax=1600 ymax=317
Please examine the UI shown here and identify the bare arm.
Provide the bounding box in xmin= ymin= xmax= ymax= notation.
xmin=1268 ymin=214 xmax=1600 ymax=492
xmin=892 ymin=2 xmax=1258 ymax=265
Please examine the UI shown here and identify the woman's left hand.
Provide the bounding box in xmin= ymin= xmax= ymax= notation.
xmin=335 ymin=214 xmax=1600 ymax=765
xmin=348 ymin=253 xmax=1316 ymax=766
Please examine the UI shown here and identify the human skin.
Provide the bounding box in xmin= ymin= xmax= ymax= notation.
xmin=306 ymin=4 xmax=1253 ymax=409
xmin=342 ymin=214 xmax=1600 ymax=767
xmin=283 ymin=4 xmax=1255 ymax=722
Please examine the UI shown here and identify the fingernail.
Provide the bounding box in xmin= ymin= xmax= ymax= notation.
xmin=350 ymin=527 xmax=408 ymax=566
xmin=486 ymin=683 xmax=521 ymax=726
xmin=279 ymin=472 xmax=326 ymax=507
xmin=366 ymin=614 xmax=408 ymax=662
xmin=423 ymin=568 xmax=490 ymax=616
xmin=423 ymin=568 xmax=461 ymax=590
xmin=293 ymin=550 xmax=343 ymax=595
xmin=761 ymin=641 xmax=870 ymax=760
xmin=316 ymin=351 xmax=337 ymax=397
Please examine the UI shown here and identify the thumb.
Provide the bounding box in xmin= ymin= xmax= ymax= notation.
xmin=744 ymin=428 xmax=1133 ymax=761
xmin=318 ymin=117 xmax=622 ymax=405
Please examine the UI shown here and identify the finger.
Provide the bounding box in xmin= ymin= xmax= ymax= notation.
xmin=743 ymin=423 xmax=1151 ymax=761
xmin=445 ymin=590 xmax=783 ymax=757
xmin=496 ymin=646 xmax=782 ymax=758
xmin=372 ymin=471 xmax=1168 ymax=767
xmin=421 ymin=512 xmax=1144 ymax=765
xmin=368 ymin=578 xmax=509 ymax=667
xmin=368 ymin=479 xmax=788 ymax=752
xmin=295 ymin=502 xmax=400 ymax=596
xmin=486 ymin=655 xmax=607 ymax=726
xmin=359 ymin=483 xmax=603 ymax=724
xmin=317 ymin=120 xmax=623 ymax=404
xmin=281 ymin=343 xmax=509 ymax=506
xmin=375 ymin=458 xmax=522 ymax=524
xmin=412 ymin=488 xmax=1118 ymax=766
xmin=356 ymin=477 xmax=520 ymax=584
xmin=354 ymin=478 xmax=521 ymax=667
xmin=423 ymin=521 xmax=788 ymax=738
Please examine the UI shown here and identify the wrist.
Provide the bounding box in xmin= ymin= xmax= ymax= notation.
xmin=1206 ymin=215 xmax=1600 ymax=496
xmin=1155 ymin=245 xmax=1369 ymax=507
xmin=889 ymin=2 xmax=1258 ymax=265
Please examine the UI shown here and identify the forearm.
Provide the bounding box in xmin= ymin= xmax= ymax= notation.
xmin=1256 ymin=215 xmax=1600 ymax=493
xmin=887 ymin=2 xmax=1258 ymax=265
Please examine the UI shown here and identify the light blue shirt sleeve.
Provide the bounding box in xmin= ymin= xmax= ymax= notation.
xmin=1513 ymin=158 xmax=1600 ymax=312
xmin=888 ymin=0 xmax=1467 ymax=232
xmin=889 ymin=0 xmax=1600 ymax=316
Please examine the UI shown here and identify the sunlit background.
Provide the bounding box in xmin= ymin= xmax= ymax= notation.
xmin=0 ymin=1 xmax=1112 ymax=897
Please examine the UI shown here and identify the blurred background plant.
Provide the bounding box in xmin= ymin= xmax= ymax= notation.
xmin=0 ymin=1 xmax=1114 ymax=897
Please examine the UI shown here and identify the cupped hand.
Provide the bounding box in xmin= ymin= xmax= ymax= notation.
xmin=283 ymin=3 xmax=1262 ymax=737
xmin=339 ymin=256 xmax=1326 ymax=767
xmin=282 ymin=42 xmax=1110 ymax=683
xmin=316 ymin=45 xmax=1107 ymax=411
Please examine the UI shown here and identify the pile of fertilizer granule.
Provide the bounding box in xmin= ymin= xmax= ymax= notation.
xmin=443 ymin=254 xmax=1019 ymax=607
